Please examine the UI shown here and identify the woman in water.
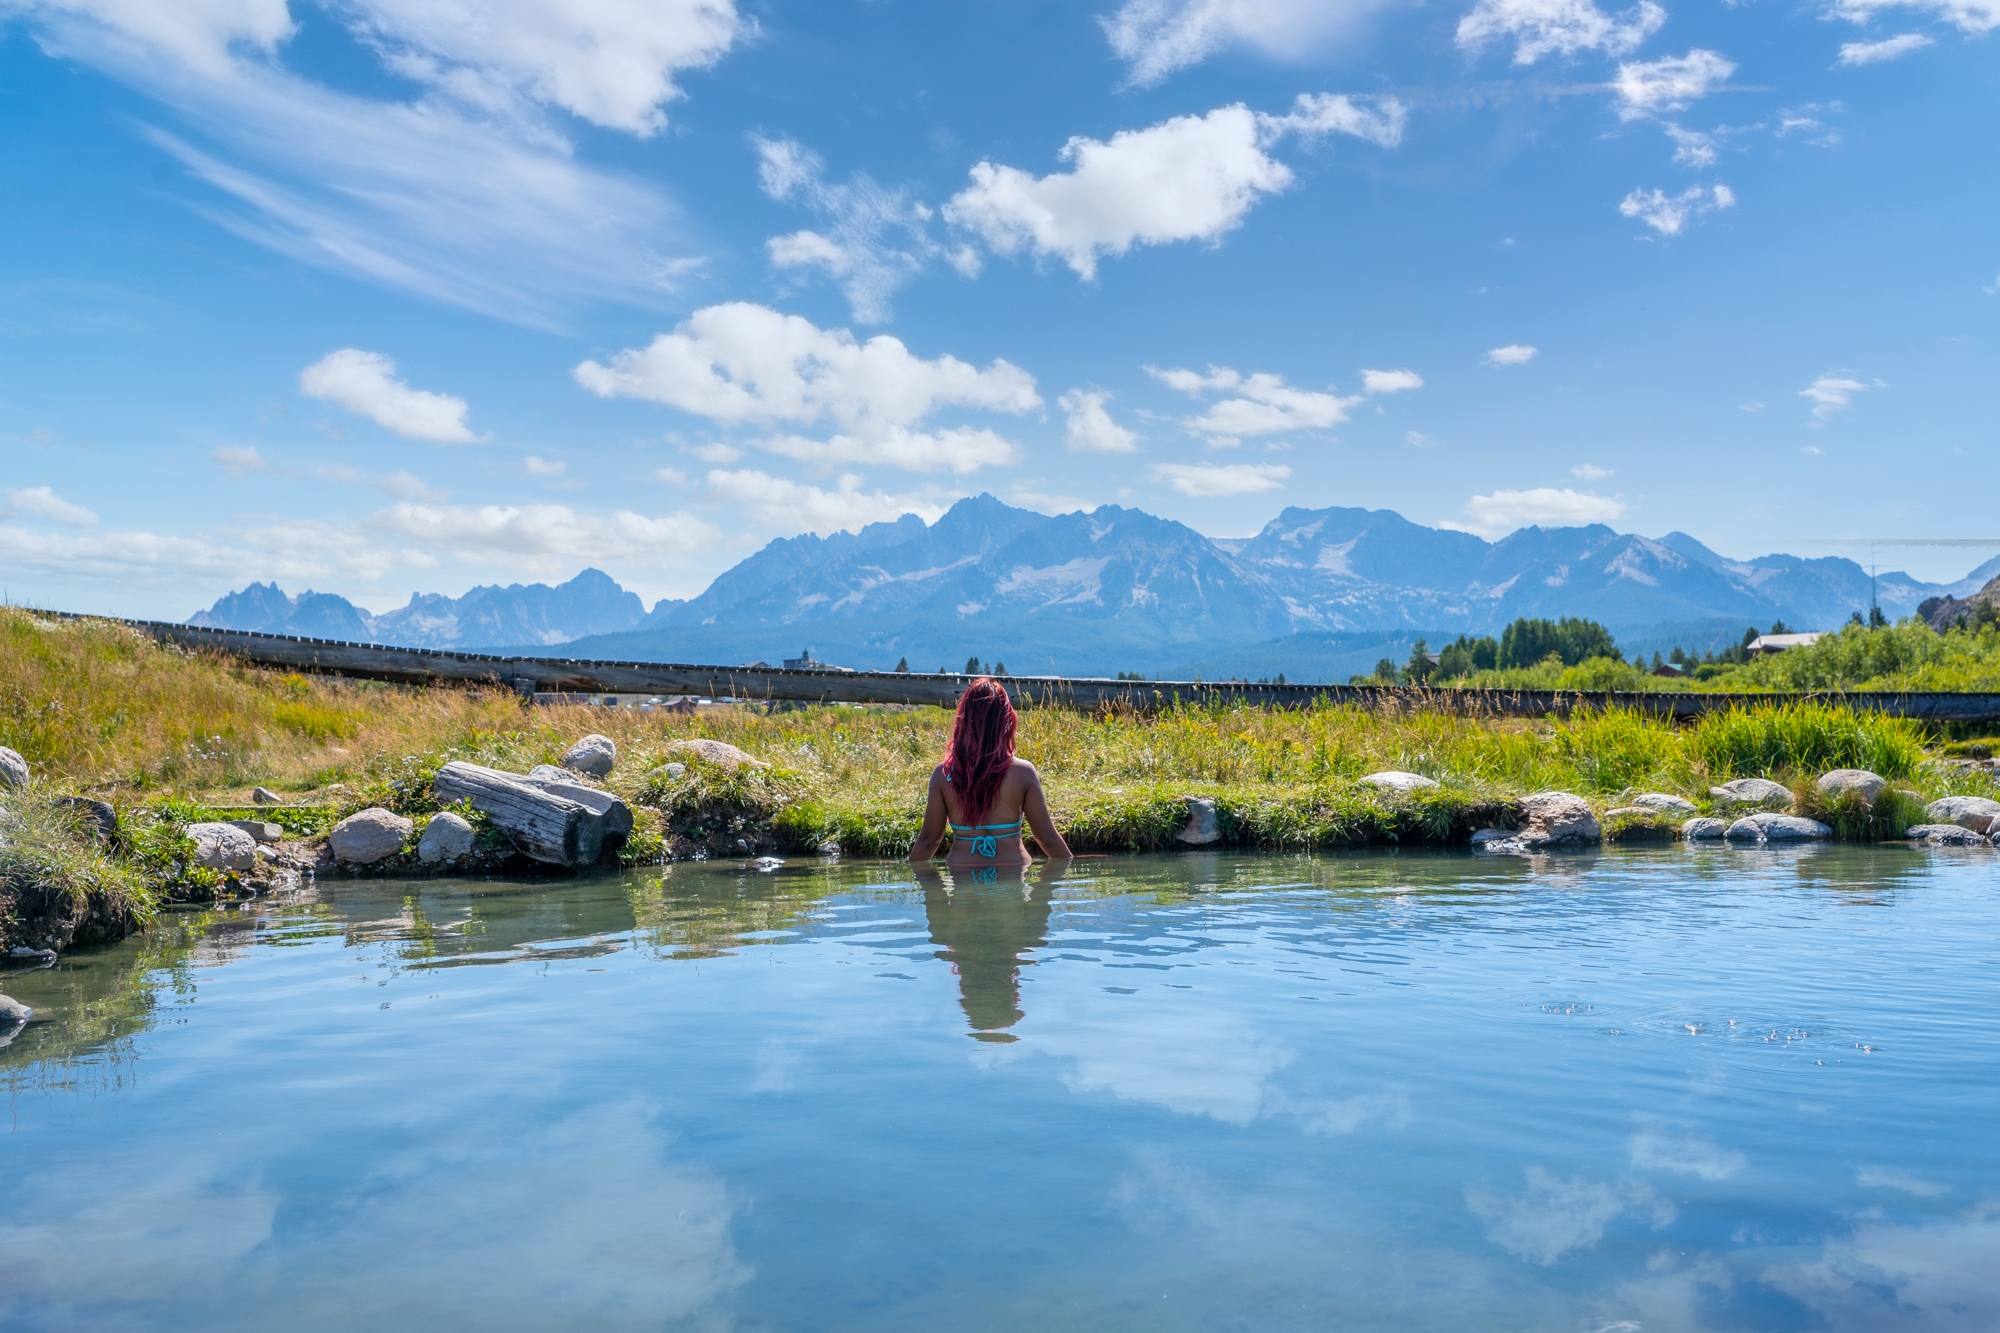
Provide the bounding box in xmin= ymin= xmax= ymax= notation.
xmin=908 ymin=677 xmax=1071 ymax=868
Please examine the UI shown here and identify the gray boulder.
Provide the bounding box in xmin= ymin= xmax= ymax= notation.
xmin=1632 ymin=793 xmax=1699 ymax=816
xmin=56 ymin=796 xmax=118 ymax=843
xmin=228 ymin=819 xmax=284 ymax=844
xmin=186 ymin=822 xmax=258 ymax=871
xmin=418 ymin=811 xmax=476 ymax=864
xmin=0 ymin=747 xmax=28 ymax=789
xmin=251 ymin=786 xmax=283 ymax=805
xmin=1710 ymin=777 xmax=1792 ymax=809
xmin=0 ymin=994 xmax=27 ymax=1028
xmin=1470 ymin=827 xmax=1523 ymax=853
xmin=650 ymin=762 xmax=688 ymax=781
xmin=1516 ymin=792 xmax=1601 ymax=847
xmin=663 ymin=739 xmax=765 ymax=770
xmin=329 ymin=808 xmax=413 ymax=865
xmin=1681 ymin=817 xmax=1728 ymax=841
xmin=1816 ymin=769 xmax=1886 ymax=803
xmin=1725 ymin=812 xmax=1833 ymax=843
xmin=1177 ymin=797 xmax=1221 ymax=845
xmin=1358 ymin=771 xmax=1438 ymax=794
xmin=1904 ymin=823 xmax=1990 ymax=847
xmin=1925 ymin=795 xmax=2000 ymax=834
xmin=560 ymin=734 xmax=617 ymax=778
xmin=528 ymin=764 xmax=575 ymax=784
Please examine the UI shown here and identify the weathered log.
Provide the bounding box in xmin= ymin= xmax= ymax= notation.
xmin=524 ymin=776 xmax=633 ymax=853
xmin=431 ymin=761 xmax=606 ymax=867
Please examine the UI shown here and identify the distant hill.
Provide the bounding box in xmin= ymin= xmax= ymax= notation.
xmin=188 ymin=497 xmax=1983 ymax=677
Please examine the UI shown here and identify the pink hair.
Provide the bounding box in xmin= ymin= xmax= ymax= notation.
xmin=944 ymin=678 xmax=1017 ymax=826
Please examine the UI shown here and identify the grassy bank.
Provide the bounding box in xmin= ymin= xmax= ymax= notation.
xmin=3 ymin=607 xmax=1997 ymax=950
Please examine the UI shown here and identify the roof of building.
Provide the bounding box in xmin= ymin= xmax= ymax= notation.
xmin=1747 ymin=633 xmax=1824 ymax=654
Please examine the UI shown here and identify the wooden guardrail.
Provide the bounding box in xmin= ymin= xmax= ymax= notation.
xmin=70 ymin=615 xmax=2000 ymax=723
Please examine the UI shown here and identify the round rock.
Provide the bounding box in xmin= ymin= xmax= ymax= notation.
xmin=1903 ymin=823 xmax=1990 ymax=846
xmin=1681 ymin=817 xmax=1728 ymax=841
xmin=186 ymin=821 xmax=258 ymax=871
xmin=560 ymin=734 xmax=617 ymax=778
xmin=1358 ymin=771 xmax=1439 ymax=794
xmin=1925 ymin=795 xmax=2000 ymax=834
xmin=251 ymin=786 xmax=283 ymax=805
xmin=1724 ymin=812 xmax=1833 ymax=843
xmin=1177 ymin=796 xmax=1221 ymax=845
xmin=329 ymin=808 xmax=413 ymax=865
xmin=417 ymin=811 xmax=476 ymax=864
xmin=663 ymin=739 xmax=766 ymax=770
xmin=0 ymin=994 xmax=28 ymax=1028
xmin=1816 ymin=769 xmax=1886 ymax=803
xmin=1516 ymin=791 xmax=1601 ymax=847
xmin=1632 ymin=793 xmax=1699 ymax=816
xmin=1709 ymin=777 xmax=1792 ymax=809
xmin=0 ymin=747 xmax=28 ymax=789
xmin=56 ymin=796 xmax=119 ymax=843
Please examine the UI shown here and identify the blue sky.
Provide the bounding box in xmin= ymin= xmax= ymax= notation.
xmin=1 ymin=0 xmax=1995 ymax=618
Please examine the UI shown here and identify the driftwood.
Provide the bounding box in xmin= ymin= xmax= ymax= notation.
xmin=525 ymin=776 xmax=633 ymax=854
xmin=432 ymin=761 xmax=606 ymax=867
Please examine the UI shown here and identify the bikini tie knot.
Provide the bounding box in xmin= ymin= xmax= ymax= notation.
xmin=972 ymin=834 xmax=998 ymax=858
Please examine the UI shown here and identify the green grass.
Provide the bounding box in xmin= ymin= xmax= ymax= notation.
xmin=2 ymin=606 xmax=1997 ymax=951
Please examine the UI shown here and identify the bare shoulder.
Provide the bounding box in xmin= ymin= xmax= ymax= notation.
xmin=1008 ymin=757 xmax=1043 ymax=784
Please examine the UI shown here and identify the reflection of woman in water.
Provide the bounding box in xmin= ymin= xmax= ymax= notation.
xmin=913 ymin=865 xmax=1055 ymax=1041
xmin=907 ymin=677 xmax=1072 ymax=868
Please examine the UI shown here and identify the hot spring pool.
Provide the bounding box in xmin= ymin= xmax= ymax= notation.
xmin=2 ymin=846 xmax=1996 ymax=1330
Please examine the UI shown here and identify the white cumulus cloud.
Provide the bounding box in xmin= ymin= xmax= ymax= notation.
xmin=1451 ymin=487 xmax=1627 ymax=536
xmin=705 ymin=469 xmax=951 ymax=533
xmin=1151 ymin=461 xmax=1292 ymax=496
xmin=1837 ymin=32 xmax=1935 ymax=62
xmin=943 ymin=96 xmax=1402 ymax=279
xmin=300 ymin=349 xmax=480 ymax=443
xmin=1618 ymin=183 xmax=1735 ymax=235
xmin=1830 ymin=0 xmax=2000 ymax=32
xmin=1360 ymin=368 xmax=1424 ymax=394
xmin=574 ymin=303 xmax=1038 ymax=472
xmin=6 ymin=485 xmax=99 ymax=528
xmin=1483 ymin=344 xmax=1538 ymax=365
xmin=1149 ymin=364 xmax=1360 ymax=444
xmin=1613 ymin=50 xmax=1736 ymax=121
xmin=1102 ymin=0 xmax=1394 ymax=86
xmin=1800 ymin=371 xmax=1883 ymax=418
xmin=1059 ymin=391 xmax=1140 ymax=453
xmin=1456 ymin=0 xmax=1666 ymax=64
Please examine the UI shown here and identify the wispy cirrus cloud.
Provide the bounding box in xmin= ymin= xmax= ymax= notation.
xmin=1837 ymin=32 xmax=1935 ymax=62
xmin=1101 ymin=0 xmax=1394 ymax=86
xmin=7 ymin=0 xmax=736 ymax=323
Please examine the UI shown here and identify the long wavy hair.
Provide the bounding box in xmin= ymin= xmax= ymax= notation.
xmin=944 ymin=677 xmax=1017 ymax=826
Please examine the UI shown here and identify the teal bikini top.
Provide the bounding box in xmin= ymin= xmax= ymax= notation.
xmin=948 ymin=820 xmax=1023 ymax=858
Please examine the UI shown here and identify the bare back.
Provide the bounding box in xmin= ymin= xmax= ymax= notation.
xmin=909 ymin=757 xmax=1071 ymax=866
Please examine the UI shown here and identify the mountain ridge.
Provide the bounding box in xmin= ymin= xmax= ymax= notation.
xmin=187 ymin=496 xmax=1984 ymax=675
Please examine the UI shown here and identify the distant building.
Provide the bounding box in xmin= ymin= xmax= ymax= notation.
xmin=779 ymin=650 xmax=853 ymax=672
xmin=1652 ymin=662 xmax=1685 ymax=677
xmin=1746 ymin=633 xmax=1824 ymax=656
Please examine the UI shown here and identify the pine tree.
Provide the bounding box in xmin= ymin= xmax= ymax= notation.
xmin=894 ymin=657 xmax=909 ymax=673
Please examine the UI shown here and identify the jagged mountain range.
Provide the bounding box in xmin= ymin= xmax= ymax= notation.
xmin=186 ymin=496 xmax=2000 ymax=678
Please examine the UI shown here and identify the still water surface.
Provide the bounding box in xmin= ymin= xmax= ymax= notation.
xmin=2 ymin=847 xmax=1996 ymax=1330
